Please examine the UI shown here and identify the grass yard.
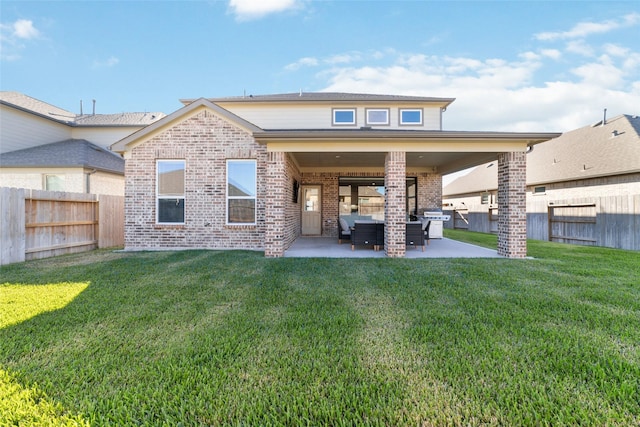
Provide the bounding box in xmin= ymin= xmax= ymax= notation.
xmin=1 ymin=232 xmax=639 ymax=426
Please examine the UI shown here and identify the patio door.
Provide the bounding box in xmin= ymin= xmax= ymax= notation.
xmin=301 ymin=185 xmax=321 ymax=235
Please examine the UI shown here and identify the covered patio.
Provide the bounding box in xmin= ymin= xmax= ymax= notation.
xmin=258 ymin=129 xmax=560 ymax=259
xmin=285 ymin=236 xmax=501 ymax=258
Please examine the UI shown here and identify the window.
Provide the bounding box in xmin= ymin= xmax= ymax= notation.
xmin=533 ymin=186 xmax=546 ymax=195
xmin=227 ymin=159 xmax=256 ymax=224
xmin=332 ymin=108 xmax=356 ymax=126
xmin=481 ymin=192 xmax=490 ymax=204
xmin=365 ymin=108 xmax=389 ymax=126
xmin=400 ymin=109 xmax=423 ymax=125
xmin=44 ymin=174 xmax=65 ymax=191
xmin=157 ymin=160 xmax=185 ymax=224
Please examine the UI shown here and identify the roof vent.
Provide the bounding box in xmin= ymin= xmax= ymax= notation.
xmin=611 ymin=130 xmax=619 ymax=138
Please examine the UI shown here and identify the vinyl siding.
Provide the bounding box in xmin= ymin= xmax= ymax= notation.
xmin=0 ymin=106 xmax=71 ymax=153
xmin=220 ymin=104 xmax=443 ymax=130
xmin=72 ymin=127 xmax=142 ymax=149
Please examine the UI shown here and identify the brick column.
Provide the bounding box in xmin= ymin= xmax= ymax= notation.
xmin=264 ymin=151 xmax=286 ymax=257
xmin=417 ymin=172 xmax=442 ymax=212
xmin=385 ymin=151 xmax=406 ymax=257
xmin=497 ymin=151 xmax=527 ymax=258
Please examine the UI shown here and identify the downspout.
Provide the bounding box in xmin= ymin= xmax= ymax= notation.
xmin=86 ymin=169 xmax=97 ymax=193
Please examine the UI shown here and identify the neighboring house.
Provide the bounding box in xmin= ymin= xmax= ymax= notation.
xmin=111 ymin=92 xmax=559 ymax=258
xmin=0 ymin=92 xmax=164 ymax=195
xmin=0 ymin=139 xmax=125 ymax=195
xmin=443 ymin=114 xmax=640 ymax=250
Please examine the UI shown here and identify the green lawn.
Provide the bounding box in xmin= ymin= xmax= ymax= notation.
xmin=1 ymin=233 xmax=639 ymax=426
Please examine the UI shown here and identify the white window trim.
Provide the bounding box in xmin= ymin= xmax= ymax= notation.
xmin=226 ymin=159 xmax=257 ymax=225
xmin=156 ymin=159 xmax=185 ymax=225
xmin=399 ymin=108 xmax=423 ymax=126
xmin=332 ymin=108 xmax=356 ymax=126
xmin=532 ymin=186 xmax=547 ymax=195
xmin=365 ymin=108 xmax=390 ymax=126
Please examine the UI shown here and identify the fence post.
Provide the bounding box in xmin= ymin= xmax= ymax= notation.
xmin=0 ymin=187 xmax=26 ymax=265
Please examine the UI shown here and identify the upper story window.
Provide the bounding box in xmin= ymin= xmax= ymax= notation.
xmin=365 ymin=108 xmax=389 ymax=126
xmin=400 ymin=108 xmax=423 ymax=125
xmin=157 ymin=160 xmax=185 ymax=224
xmin=332 ymin=108 xmax=356 ymax=126
xmin=533 ymin=186 xmax=546 ymax=195
xmin=227 ymin=159 xmax=257 ymax=224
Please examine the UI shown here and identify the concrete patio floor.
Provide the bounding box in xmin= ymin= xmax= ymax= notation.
xmin=284 ymin=237 xmax=502 ymax=258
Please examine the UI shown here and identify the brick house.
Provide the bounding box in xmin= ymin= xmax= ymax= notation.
xmin=111 ymin=93 xmax=559 ymax=258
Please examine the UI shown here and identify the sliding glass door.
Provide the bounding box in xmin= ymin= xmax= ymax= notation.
xmin=338 ymin=177 xmax=417 ymax=222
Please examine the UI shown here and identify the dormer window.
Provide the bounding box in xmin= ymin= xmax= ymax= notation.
xmin=365 ymin=108 xmax=389 ymax=126
xmin=400 ymin=108 xmax=423 ymax=125
xmin=332 ymin=108 xmax=356 ymax=126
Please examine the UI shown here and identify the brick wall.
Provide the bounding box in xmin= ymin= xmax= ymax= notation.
xmin=385 ymin=152 xmax=407 ymax=257
xmin=416 ymin=171 xmax=442 ymax=212
xmin=301 ymin=170 xmax=442 ymax=239
xmin=264 ymin=152 xmax=302 ymax=257
xmin=497 ymin=151 xmax=527 ymax=258
xmin=124 ymin=109 xmax=268 ymax=250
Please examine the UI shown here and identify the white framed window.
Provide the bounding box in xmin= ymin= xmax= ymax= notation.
xmin=157 ymin=160 xmax=185 ymax=224
xmin=332 ymin=108 xmax=356 ymax=126
xmin=400 ymin=108 xmax=423 ymax=125
xmin=44 ymin=174 xmax=65 ymax=191
xmin=365 ymin=108 xmax=390 ymax=126
xmin=227 ymin=159 xmax=256 ymax=224
xmin=533 ymin=186 xmax=546 ymax=195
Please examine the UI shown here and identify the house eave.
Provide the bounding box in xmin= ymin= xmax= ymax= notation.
xmin=253 ymin=129 xmax=561 ymax=145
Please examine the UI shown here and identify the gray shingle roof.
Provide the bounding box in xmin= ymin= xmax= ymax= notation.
xmin=0 ymin=91 xmax=76 ymax=123
xmin=74 ymin=112 xmax=164 ymax=126
xmin=0 ymin=139 xmax=124 ymax=174
xmin=0 ymin=91 xmax=165 ymax=126
xmin=444 ymin=114 xmax=640 ymax=195
xmin=181 ymin=92 xmax=455 ymax=105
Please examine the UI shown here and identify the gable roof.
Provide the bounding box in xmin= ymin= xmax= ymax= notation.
xmin=0 ymin=91 xmax=76 ymax=123
xmin=0 ymin=139 xmax=125 ymax=174
xmin=181 ymin=92 xmax=456 ymax=107
xmin=0 ymin=91 xmax=165 ymax=127
xmin=444 ymin=114 xmax=640 ymax=195
xmin=111 ymin=98 xmax=263 ymax=153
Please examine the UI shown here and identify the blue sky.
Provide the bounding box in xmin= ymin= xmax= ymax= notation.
xmin=1 ymin=0 xmax=639 ymax=133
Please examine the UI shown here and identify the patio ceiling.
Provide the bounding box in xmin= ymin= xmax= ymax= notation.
xmin=253 ymin=129 xmax=562 ymax=175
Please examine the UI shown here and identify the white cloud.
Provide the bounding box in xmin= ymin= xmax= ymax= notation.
xmin=565 ymin=40 xmax=595 ymax=57
xmin=228 ymin=0 xmax=301 ymax=21
xmin=92 ymin=56 xmax=120 ymax=69
xmin=0 ymin=19 xmax=41 ymax=61
xmin=540 ymin=49 xmax=562 ymax=60
xmin=12 ymin=19 xmax=40 ymax=39
xmin=314 ymin=45 xmax=639 ymax=132
xmin=534 ymin=12 xmax=640 ymax=41
xmin=285 ymin=56 xmax=318 ymax=71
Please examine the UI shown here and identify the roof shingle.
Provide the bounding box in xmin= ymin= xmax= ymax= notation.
xmin=0 ymin=139 xmax=124 ymax=174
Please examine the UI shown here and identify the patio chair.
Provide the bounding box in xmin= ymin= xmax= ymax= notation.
xmin=424 ymin=220 xmax=431 ymax=246
xmin=338 ymin=217 xmax=351 ymax=244
xmin=351 ymin=221 xmax=378 ymax=251
xmin=406 ymin=221 xmax=425 ymax=251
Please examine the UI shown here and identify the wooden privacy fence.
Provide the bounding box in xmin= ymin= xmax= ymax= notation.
xmin=1 ymin=187 xmax=124 ymax=265
xmin=444 ymin=195 xmax=640 ymax=251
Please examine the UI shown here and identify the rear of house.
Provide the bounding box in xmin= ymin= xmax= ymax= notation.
xmin=112 ymin=92 xmax=559 ymax=258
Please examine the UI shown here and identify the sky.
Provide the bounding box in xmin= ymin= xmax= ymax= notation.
xmin=1 ymin=0 xmax=639 ymax=134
